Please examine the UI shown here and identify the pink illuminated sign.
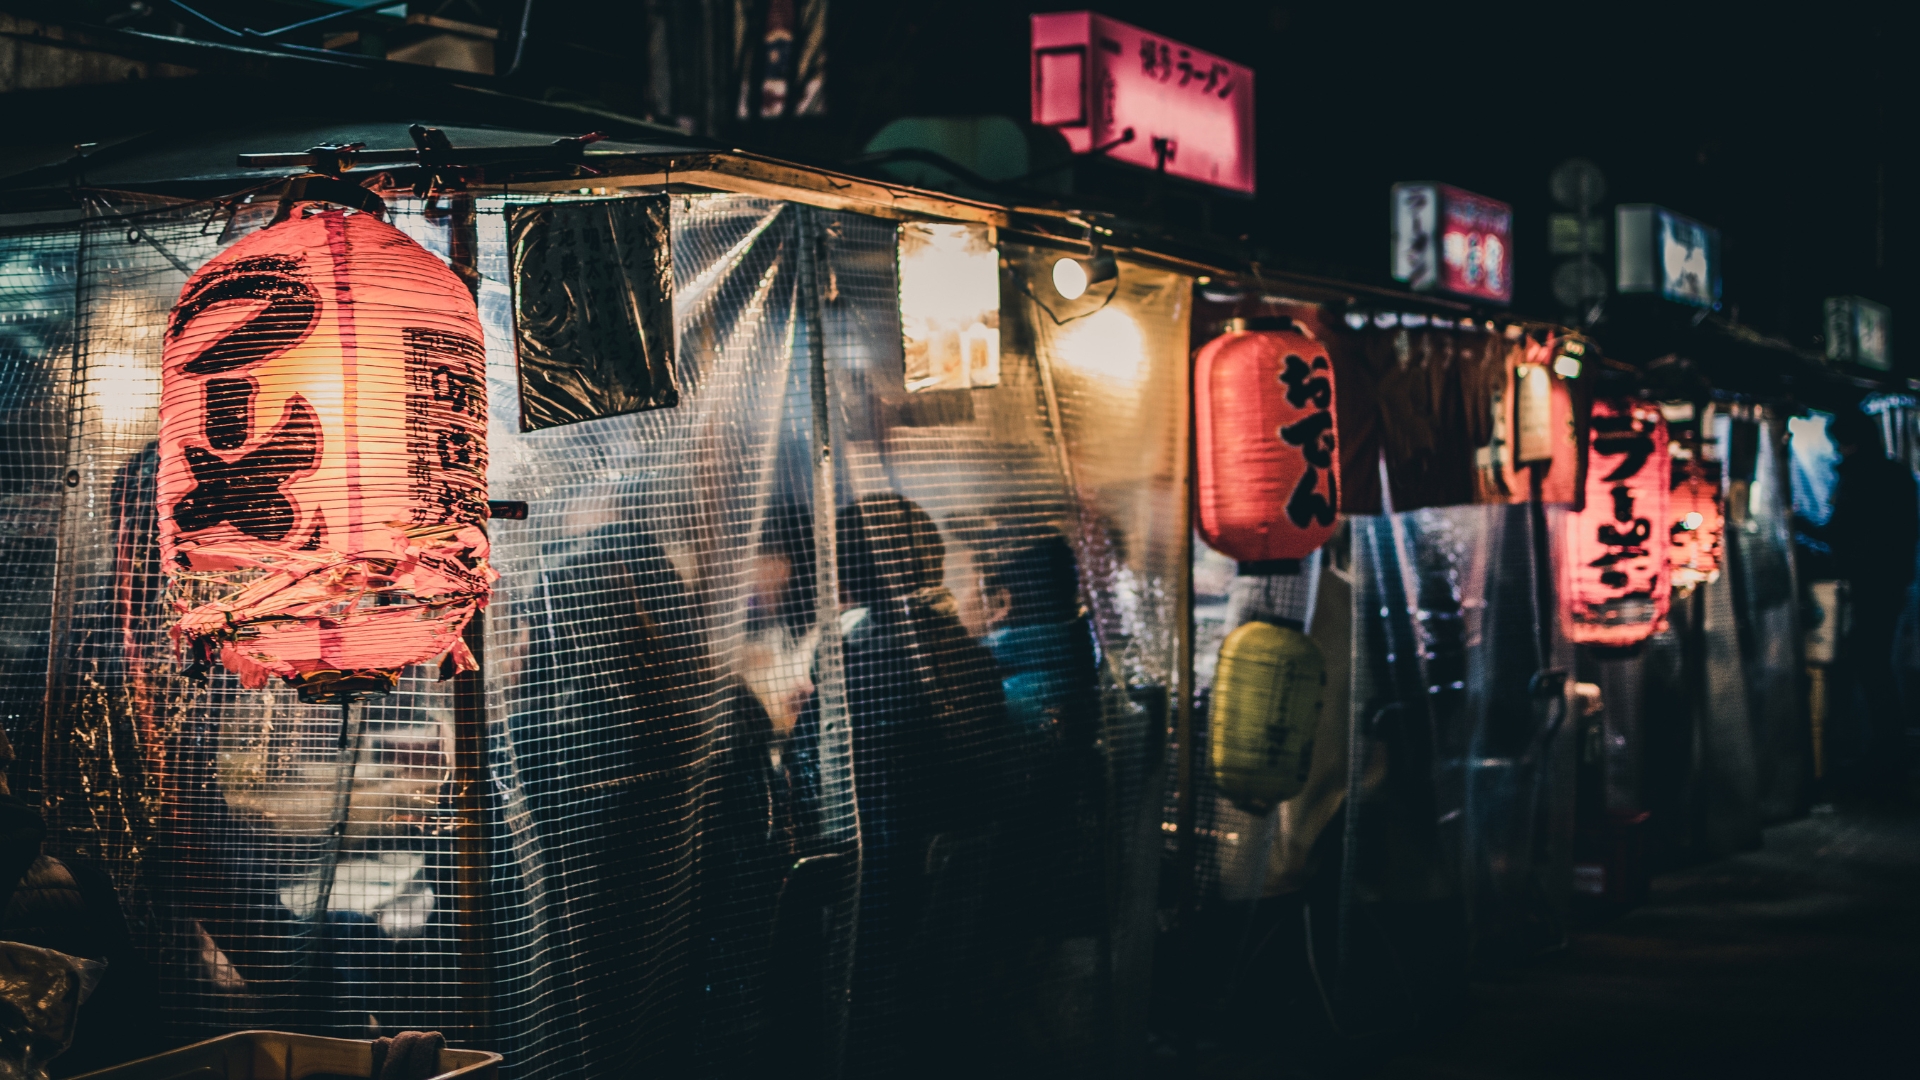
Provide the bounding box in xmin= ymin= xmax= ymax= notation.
xmin=1390 ymin=182 xmax=1513 ymax=305
xmin=1031 ymin=12 xmax=1255 ymax=195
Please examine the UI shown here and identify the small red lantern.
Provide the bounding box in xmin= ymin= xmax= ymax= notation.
xmin=1667 ymin=459 xmax=1723 ymax=589
xmin=159 ymin=205 xmax=494 ymax=701
xmin=1194 ymin=322 xmax=1340 ymax=562
xmin=1497 ymin=334 xmax=1582 ymax=504
xmin=1562 ymin=399 xmax=1669 ymax=645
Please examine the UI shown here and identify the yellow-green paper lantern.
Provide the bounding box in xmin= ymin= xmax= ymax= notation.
xmin=1210 ymin=620 xmax=1325 ymax=814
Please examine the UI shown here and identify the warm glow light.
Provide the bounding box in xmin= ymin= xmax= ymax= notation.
xmin=91 ymin=357 xmax=159 ymax=429
xmin=1683 ymin=511 xmax=1703 ymax=530
xmin=1053 ymin=257 xmax=1089 ymax=300
xmin=1563 ymin=400 xmax=1670 ymax=644
xmin=1054 ymin=306 xmax=1146 ymax=389
xmin=1553 ymin=354 xmax=1583 ymax=379
xmin=1193 ymin=325 xmax=1340 ymax=562
xmin=898 ymin=222 xmax=1001 ymax=391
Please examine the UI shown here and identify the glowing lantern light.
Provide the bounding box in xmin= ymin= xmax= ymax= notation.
xmin=1562 ymin=399 xmax=1669 ymax=644
xmin=1667 ymin=459 xmax=1723 ymax=589
xmin=1211 ymin=620 xmax=1324 ymax=813
xmin=1194 ymin=323 xmax=1340 ymax=563
xmin=1501 ymin=334 xmax=1583 ymax=504
xmin=158 ymin=205 xmax=494 ymax=703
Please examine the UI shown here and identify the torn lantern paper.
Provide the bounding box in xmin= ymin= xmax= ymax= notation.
xmin=157 ymin=206 xmax=494 ymax=702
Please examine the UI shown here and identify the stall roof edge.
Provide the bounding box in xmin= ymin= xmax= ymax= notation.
xmin=0 ymin=117 xmax=1565 ymax=327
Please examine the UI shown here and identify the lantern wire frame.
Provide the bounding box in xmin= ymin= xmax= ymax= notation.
xmin=0 ymin=193 xmax=1190 ymax=1080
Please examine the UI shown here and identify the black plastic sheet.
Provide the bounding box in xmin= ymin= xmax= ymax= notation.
xmin=507 ymin=196 xmax=676 ymax=431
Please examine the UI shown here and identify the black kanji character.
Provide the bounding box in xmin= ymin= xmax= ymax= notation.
xmin=204 ymin=378 xmax=255 ymax=451
xmin=1609 ymin=483 xmax=1635 ymax=522
xmin=437 ymin=428 xmax=474 ymax=471
xmin=171 ymin=395 xmax=321 ymax=541
xmin=1279 ymin=353 xmax=1332 ymax=409
xmin=1590 ymin=412 xmax=1655 ymax=482
xmin=169 ymin=255 xmax=319 ymax=376
xmin=1286 ymin=462 xmax=1338 ymax=528
xmin=1280 ymin=409 xmax=1336 ymax=469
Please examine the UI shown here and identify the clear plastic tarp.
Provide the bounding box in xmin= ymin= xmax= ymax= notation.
xmin=0 ymin=195 xmax=1188 ymax=1080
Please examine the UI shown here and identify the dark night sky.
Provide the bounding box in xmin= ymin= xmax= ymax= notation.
xmin=825 ymin=1 xmax=1911 ymax=360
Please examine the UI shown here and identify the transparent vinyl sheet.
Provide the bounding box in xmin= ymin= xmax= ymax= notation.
xmin=1733 ymin=410 xmax=1804 ymax=822
xmin=0 ymin=199 xmax=1187 ymax=1080
xmin=1328 ymin=504 xmax=1573 ymax=1026
xmin=809 ymin=233 xmax=1188 ymax=1077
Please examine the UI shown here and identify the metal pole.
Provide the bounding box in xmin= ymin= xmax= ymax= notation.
xmin=446 ymin=191 xmax=493 ymax=1041
xmin=802 ymin=211 xmax=852 ymax=1079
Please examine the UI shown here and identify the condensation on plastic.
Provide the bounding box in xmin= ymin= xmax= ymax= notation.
xmin=0 ymin=197 xmax=1186 ymax=1080
xmin=506 ymin=197 xmax=677 ymax=432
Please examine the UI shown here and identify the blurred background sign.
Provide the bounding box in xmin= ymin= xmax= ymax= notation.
xmin=1824 ymin=295 xmax=1892 ymax=370
xmin=1618 ymin=204 xmax=1721 ymax=309
xmin=1390 ymin=182 xmax=1514 ymax=305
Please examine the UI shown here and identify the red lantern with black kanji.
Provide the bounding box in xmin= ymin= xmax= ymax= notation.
xmin=1194 ymin=324 xmax=1340 ymax=562
xmin=1562 ymin=399 xmax=1669 ymax=644
xmin=158 ymin=204 xmax=494 ymax=702
xmin=1668 ymin=458 xmax=1723 ymax=589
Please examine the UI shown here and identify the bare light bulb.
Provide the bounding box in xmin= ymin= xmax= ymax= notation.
xmin=1053 ymin=257 xmax=1089 ymax=300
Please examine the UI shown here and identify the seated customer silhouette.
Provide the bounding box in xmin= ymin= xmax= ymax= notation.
xmin=788 ymin=493 xmax=1008 ymax=1075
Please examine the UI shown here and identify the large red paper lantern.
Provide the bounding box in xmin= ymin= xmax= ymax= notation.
xmin=1667 ymin=458 xmax=1723 ymax=589
xmin=159 ymin=205 xmax=494 ymax=701
xmin=1562 ymin=399 xmax=1669 ymax=644
xmin=1194 ymin=324 xmax=1340 ymax=562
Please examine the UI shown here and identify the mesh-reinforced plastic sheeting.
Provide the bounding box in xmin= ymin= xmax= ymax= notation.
xmin=5 ymin=194 xmax=834 ymax=1078
xmin=0 ymin=228 xmax=74 ymax=769
xmin=1322 ymin=505 xmax=1572 ymax=1030
xmin=1186 ymin=553 xmax=1324 ymax=903
xmin=792 ymin=231 xmax=1187 ymax=1077
xmin=0 ymin=195 xmax=1185 ymax=1080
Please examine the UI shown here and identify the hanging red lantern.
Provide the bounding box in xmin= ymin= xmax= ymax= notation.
xmin=1667 ymin=458 xmax=1723 ymax=589
xmin=1562 ymin=399 xmax=1669 ymax=644
xmin=1194 ymin=322 xmax=1340 ymax=562
xmin=158 ymin=205 xmax=494 ymax=702
xmin=1497 ymin=333 xmax=1583 ymax=504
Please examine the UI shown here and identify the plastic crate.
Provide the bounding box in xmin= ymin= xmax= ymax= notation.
xmin=68 ymin=1030 xmax=501 ymax=1080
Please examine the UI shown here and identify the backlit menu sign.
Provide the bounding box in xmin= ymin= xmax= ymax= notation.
xmin=1030 ymin=12 xmax=1255 ymax=194
xmin=1617 ymin=205 xmax=1721 ymax=309
xmin=1389 ymin=182 xmax=1514 ymax=305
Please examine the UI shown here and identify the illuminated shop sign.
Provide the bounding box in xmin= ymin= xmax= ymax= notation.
xmin=1617 ymin=204 xmax=1721 ymax=309
xmin=1030 ymin=11 xmax=1255 ymax=194
xmin=1389 ymin=182 xmax=1514 ymax=305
